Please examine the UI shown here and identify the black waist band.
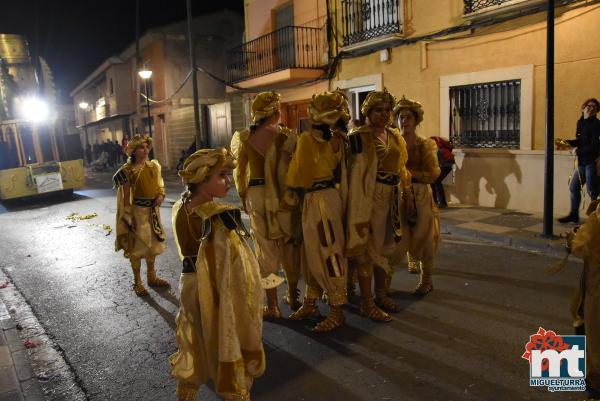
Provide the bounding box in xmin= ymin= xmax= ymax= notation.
xmin=306 ymin=179 xmax=335 ymax=193
xmin=182 ymin=256 xmax=197 ymax=273
xmin=376 ymin=172 xmax=400 ymax=186
xmin=133 ymin=197 xmax=154 ymax=207
xmin=248 ymin=178 xmax=265 ymax=187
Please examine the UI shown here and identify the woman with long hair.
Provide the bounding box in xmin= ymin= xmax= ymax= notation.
xmin=113 ymin=135 xmax=169 ymax=296
xmin=346 ymin=90 xmax=412 ymax=322
xmin=231 ymin=92 xmax=301 ymax=318
xmin=394 ymin=96 xmax=441 ymax=296
xmin=284 ymin=90 xmax=349 ymax=332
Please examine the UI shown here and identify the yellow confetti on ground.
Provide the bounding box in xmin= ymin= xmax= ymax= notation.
xmin=100 ymin=224 xmax=113 ymax=236
xmin=66 ymin=212 xmax=98 ymax=221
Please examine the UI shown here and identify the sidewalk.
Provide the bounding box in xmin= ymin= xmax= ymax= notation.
xmin=0 ymin=299 xmax=45 ymax=401
xmin=439 ymin=203 xmax=573 ymax=257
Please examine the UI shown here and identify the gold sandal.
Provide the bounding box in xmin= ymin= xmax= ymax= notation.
xmin=263 ymin=304 xmax=282 ymax=319
xmin=360 ymin=297 xmax=392 ymax=323
xmin=147 ymin=276 xmax=170 ymax=287
xmin=413 ymin=282 xmax=433 ymax=297
xmin=375 ymin=289 xmax=400 ymax=313
xmin=283 ymin=288 xmax=301 ymax=311
xmin=133 ymin=282 xmax=149 ymax=296
xmin=313 ymin=307 xmax=344 ymax=332
xmin=288 ymin=298 xmax=320 ymax=320
xmin=407 ymin=260 xmax=420 ymax=274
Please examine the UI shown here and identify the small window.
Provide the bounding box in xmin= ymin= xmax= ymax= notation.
xmin=449 ymin=79 xmax=520 ymax=149
xmin=109 ymin=78 xmax=114 ymax=95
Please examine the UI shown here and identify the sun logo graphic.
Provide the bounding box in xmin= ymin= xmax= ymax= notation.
xmin=522 ymin=327 xmax=586 ymax=392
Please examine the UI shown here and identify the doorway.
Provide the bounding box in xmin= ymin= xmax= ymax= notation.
xmin=207 ymin=102 xmax=232 ymax=148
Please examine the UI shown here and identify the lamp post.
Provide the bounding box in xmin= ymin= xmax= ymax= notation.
xmin=138 ymin=69 xmax=153 ymax=138
xmin=78 ymin=101 xmax=89 ymax=164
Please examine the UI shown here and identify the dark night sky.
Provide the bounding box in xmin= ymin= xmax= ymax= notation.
xmin=0 ymin=0 xmax=243 ymax=103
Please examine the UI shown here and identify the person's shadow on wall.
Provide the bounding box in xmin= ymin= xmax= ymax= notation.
xmin=447 ymin=150 xmax=523 ymax=209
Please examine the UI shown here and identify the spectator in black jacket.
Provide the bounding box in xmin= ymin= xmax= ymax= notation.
xmin=558 ymin=98 xmax=600 ymax=223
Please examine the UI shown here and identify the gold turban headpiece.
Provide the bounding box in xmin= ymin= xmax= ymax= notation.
xmin=251 ymin=91 xmax=281 ymax=124
xmin=308 ymin=90 xmax=350 ymax=126
xmin=126 ymin=135 xmax=153 ymax=156
xmin=178 ymin=147 xmax=237 ymax=184
xmin=394 ymin=95 xmax=424 ymax=124
xmin=360 ymin=89 xmax=396 ymax=117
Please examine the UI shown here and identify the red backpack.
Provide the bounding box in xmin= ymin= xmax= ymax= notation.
xmin=431 ymin=136 xmax=455 ymax=163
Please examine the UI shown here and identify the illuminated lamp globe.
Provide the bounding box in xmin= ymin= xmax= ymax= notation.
xmin=138 ymin=69 xmax=153 ymax=79
xmin=21 ymin=97 xmax=49 ymax=123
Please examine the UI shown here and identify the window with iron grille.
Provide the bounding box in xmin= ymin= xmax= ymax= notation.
xmin=450 ymin=80 xmax=520 ymax=149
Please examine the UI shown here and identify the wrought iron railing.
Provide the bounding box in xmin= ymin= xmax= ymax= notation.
xmin=342 ymin=0 xmax=402 ymax=47
xmin=450 ymin=80 xmax=521 ymax=149
xmin=464 ymin=0 xmax=516 ymax=14
xmin=227 ymin=26 xmax=324 ymax=84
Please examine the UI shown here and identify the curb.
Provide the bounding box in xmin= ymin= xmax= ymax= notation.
xmin=0 ymin=298 xmax=46 ymax=401
xmin=441 ymin=222 xmax=568 ymax=257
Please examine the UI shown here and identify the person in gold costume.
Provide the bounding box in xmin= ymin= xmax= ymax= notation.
xmin=566 ymin=201 xmax=600 ymax=398
xmin=169 ymin=148 xmax=265 ymax=401
xmin=346 ymin=90 xmax=412 ymax=322
xmin=113 ymin=135 xmax=169 ymax=296
xmin=282 ymin=90 xmax=349 ymax=332
xmin=231 ymin=91 xmax=301 ymax=318
xmin=394 ymin=96 xmax=441 ymax=296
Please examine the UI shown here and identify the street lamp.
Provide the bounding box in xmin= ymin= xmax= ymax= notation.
xmin=78 ymin=101 xmax=90 ymax=164
xmin=138 ymin=69 xmax=153 ymax=138
xmin=21 ymin=97 xmax=49 ymax=123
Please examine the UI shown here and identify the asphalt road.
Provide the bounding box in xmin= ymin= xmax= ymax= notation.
xmin=0 ymin=178 xmax=587 ymax=401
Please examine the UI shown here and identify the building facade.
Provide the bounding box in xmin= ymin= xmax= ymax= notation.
xmin=71 ymin=10 xmax=244 ymax=169
xmin=227 ymin=0 xmax=330 ymax=132
xmin=327 ymin=0 xmax=600 ymax=215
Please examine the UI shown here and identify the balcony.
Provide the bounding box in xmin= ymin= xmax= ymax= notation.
xmin=464 ymin=0 xmax=546 ymax=19
xmin=227 ymin=25 xmax=326 ymax=86
xmin=342 ymin=0 xmax=402 ymax=48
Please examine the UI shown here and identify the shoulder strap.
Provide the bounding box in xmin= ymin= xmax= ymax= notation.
xmin=112 ymin=166 xmax=128 ymax=188
xmin=349 ymin=133 xmax=363 ymax=154
xmin=200 ymin=217 xmax=212 ymax=242
xmin=217 ymin=209 xmax=251 ymax=239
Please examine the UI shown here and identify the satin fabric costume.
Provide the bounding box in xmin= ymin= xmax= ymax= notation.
xmin=114 ymin=159 xmax=166 ymax=259
xmin=286 ymin=126 xmax=349 ymax=306
xmin=230 ymin=92 xmax=300 ymax=291
xmin=401 ymin=134 xmax=441 ymax=265
xmin=170 ymin=201 xmax=265 ymax=401
xmin=346 ymin=124 xmax=411 ymax=275
xmin=170 ymin=149 xmax=265 ymax=401
xmin=569 ymin=203 xmax=600 ymax=395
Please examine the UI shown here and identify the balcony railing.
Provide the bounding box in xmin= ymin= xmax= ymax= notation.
xmin=342 ymin=0 xmax=402 ymax=47
xmin=465 ymin=0 xmax=509 ymax=13
xmin=227 ymin=26 xmax=324 ymax=84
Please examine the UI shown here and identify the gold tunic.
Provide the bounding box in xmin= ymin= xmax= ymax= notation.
xmin=170 ymin=201 xmax=265 ymax=401
xmin=114 ymin=160 xmax=166 ymax=260
xmin=402 ymin=135 xmax=441 ymax=262
xmin=286 ymin=129 xmax=348 ymax=305
xmin=570 ymin=205 xmax=600 ymax=391
xmin=346 ymin=125 xmax=410 ymax=274
xmin=231 ymin=126 xmax=301 ymax=281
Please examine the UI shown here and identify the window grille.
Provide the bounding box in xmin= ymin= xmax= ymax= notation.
xmin=341 ymin=0 xmax=402 ymax=47
xmin=464 ymin=0 xmax=514 ymax=13
xmin=449 ymin=79 xmax=520 ymax=148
